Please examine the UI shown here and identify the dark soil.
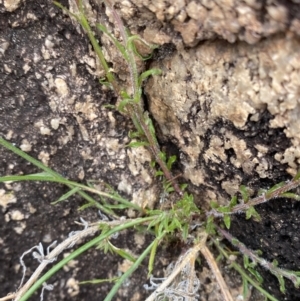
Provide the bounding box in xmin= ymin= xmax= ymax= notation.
xmin=0 ymin=1 xmax=150 ymax=300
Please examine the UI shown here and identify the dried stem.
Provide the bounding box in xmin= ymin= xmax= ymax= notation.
xmin=145 ymin=233 xmax=207 ymax=301
xmin=200 ymin=245 xmax=234 ymax=301
xmin=13 ymin=224 xmax=100 ymax=301
xmin=9 ymin=218 xmax=136 ymax=301
xmin=0 ymin=294 xmax=15 ymax=301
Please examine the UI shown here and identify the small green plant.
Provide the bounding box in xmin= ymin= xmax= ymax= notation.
xmin=1 ymin=1 xmax=300 ymax=301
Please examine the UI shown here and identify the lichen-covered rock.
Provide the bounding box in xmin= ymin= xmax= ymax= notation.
xmin=112 ymin=0 xmax=300 ymax=46
xmin=145 ymin=33 xmax=300 ymax=204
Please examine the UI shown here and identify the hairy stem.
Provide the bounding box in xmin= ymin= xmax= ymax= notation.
xmin=101 ymin=2 xmax=183 ymax=196
xmin=218 ymin=227 xmax=300 ymax=290
xmin=231 ymin=178 xmax=300 ymax=213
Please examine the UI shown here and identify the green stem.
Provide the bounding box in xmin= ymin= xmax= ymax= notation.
xmin=76 ymin=0 xmax=116 ymax=89
xmin=0 ymin=174 xmax=141 ymax=212
xmin=104 ymin=0 xmax=138 ymax=98
xmin=0 ymin=137 xmax=141 ymax=213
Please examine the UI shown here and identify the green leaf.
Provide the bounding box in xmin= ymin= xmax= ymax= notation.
xmin=109 ymin=242 xmax=136 ymax=263
xmin=138 ymin=68 xmax=162 ymax=86
xmin=224 ymin=214 xmax=231 ymax=229
xmin=159 ymin=151 xmax=166 ymax=163
xmin=182 ymin=224 xmax=189 ymax=241
xmin=155 ymin=170 xmax=164 ymax=177
xmin=128 ymin=131 xmax=142 ymax=139
xmin=120 ymin=90 xmax=131 ymax=99
xmin=216 ymin=254 xmax=223 ymax=262
xmin=150 ymin=160 xmax=156 ymax=168
xmin=258 ymin=188 xmax=267 ymax=196
xmin=167 ymin=155 xmax=177 ymax=170
xmin=99 ymin=78 xmax=112 ymax=88
xmin=180 ymin=183 xmax=188 ymax=191
xmin=231 ymin=238 xmax=239 ymax=246
xmin=27 ymin=172 xmax=54 ymax=177
xmin=126 ymin=141 xmax=149 ymax=148
xmin=102 ymin=104 xmax=116 ymax=110
xmin=210 ymin=201 xmax=219 ymax=209
xmin=51 ymin=187 xmax=81 ymax=204
xmin=243 ymin=255 xmax=250 ymax=269
xmin=147 ymin=216 xmax=161 ymax=231
xmin=143 ymin=113 xmax=156 ymax=136
xmin=126 ymin=34 xmax=158 ymax=60
xmin=248 ymin=267 xmax=263 ymax=283
xmin=53 ymin=1 xmax=79 ymax=20
xmin=229 ymin=195 xmax=238 ymax=207
xmin=294 ymin=170 xmax=300 ymax=180
xmin=165 ymin=185 xmax=174 ymax=194
xmin=265 ymin=182 xmax=285 ymax=198
xmin=239 ymin=185 xmax=249 ymax=202
xmin=217 ymin=206 xmax=231 ymax=213
xmin=280 ymin=192 xmax=300 ymax=200
xmin=277 ymin=274 xmax=286 ymax=293
xmin=272 ymin=259 xmax=279 ymax=267
xmin=78 ymin=203 xmax=94 ymax=211
xmin=205 ymin=216 xmax=215 ymax=234
xmin=242 ymin=277 xmax=249 ymax=300
xmin=118 ymin=98 xmax=134 ymax=112
xmin=245 ymin=206 xmax=261 ymax=222
xmin=96 ymin=23 xmax=128 ymax=61
xmin=255 ymin=249 xmax=263 ymax=256
xmin=148 ymin=238 xmax=159 ymax=276
xmin=104 ymin=204 xmax=129 ymax=210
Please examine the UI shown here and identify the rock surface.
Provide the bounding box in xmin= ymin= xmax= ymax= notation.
xmin=1 ymin=0 xmax=300 ymax=301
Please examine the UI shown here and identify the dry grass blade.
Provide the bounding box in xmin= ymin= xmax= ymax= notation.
xmin=200 ymin=245 xmax=234 ymax=301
